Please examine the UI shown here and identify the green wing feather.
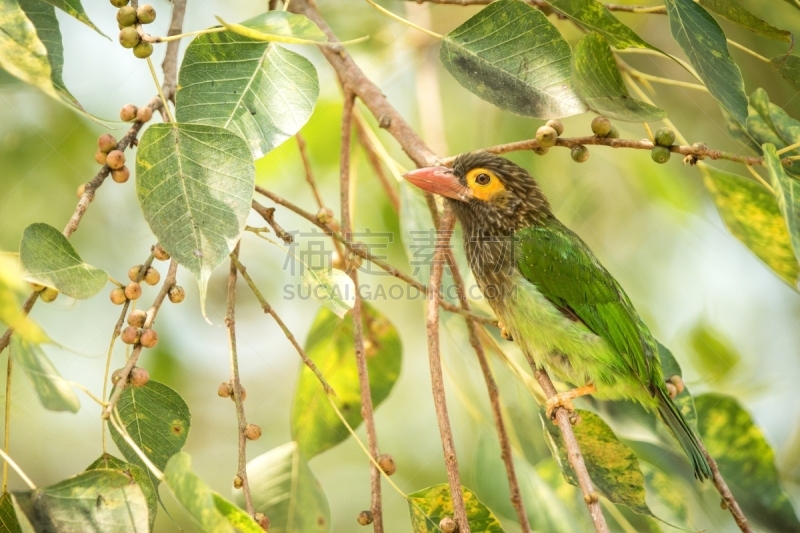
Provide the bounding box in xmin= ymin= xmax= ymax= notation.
xmin=515 ymin=218 xmax=659 ymax=387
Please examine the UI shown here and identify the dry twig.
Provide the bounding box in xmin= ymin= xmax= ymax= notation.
xmin=251 ymin=200 xmax=294 ymax=244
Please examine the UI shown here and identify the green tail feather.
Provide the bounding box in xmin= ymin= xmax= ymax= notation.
xmin=656 ymin=388 xmax=712 ymax=480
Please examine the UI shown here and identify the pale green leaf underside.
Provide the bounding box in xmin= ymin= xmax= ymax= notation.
xmin=763 ymin=143 xmax=800 ymax=266
xmin=19 ymin=222 xmax=107 ymax=299
xmin=176 ymin=12 xmax=319 ymax=159
xmin=109 ymin=380 xmax=191 ymax=489
xmin=663 ymin=0 xmax=748 ymax=126
xmin=13 ymin=469 xmax=148 ymax=532
xmin=701 ymin=165 xmax=799 ymax=288
xmin=291 ymin=305 xmax=402 ymax=458
xmin=135 ymin=123 xmax=255 ymax=313
xmin=11 ymin=338 xmax=80 ymax=413
xmin=164 ymin=452 xmax=248 ymax=533
xmin=697 ymin=0 xmax=790 ymax=42
xmin=543 ymin=0 xmax=656 ymax=49
xmin=772 ymin=55 xmax=800 ymax=92
xmin=440 ymin=0 xmax=586 ymax=119
xmin=213 ymin=494 xmax=264 ymax=533
xmin=0 ymin=0 xmax=58 ymax=100
xmin=301 ymin=267 xmax=355 ymax=318
xmin=232 ymin=442 xmax=330 ymax=533
xmin=86 ymin=453 xmax=159 ymax=531
xmin=408 ymin=484 xmax=505 ymax=533
xmin=42 ymin=0 xmax=106 ymax=37
xmin=572 ymin=33 xmax=665 ymax=122
xmin=696 ymin=394 xmax=800 ymax=532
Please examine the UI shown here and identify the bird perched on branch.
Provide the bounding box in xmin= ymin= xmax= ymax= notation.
xmin=404 ymin=152 xmax=712 ymax=480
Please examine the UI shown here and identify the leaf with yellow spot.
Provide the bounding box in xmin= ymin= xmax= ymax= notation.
xmin=408 ymin=484 xmax=505 ymax=533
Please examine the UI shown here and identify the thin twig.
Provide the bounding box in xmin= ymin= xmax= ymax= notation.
xmin=296 ymin=134 xmax=325 ymax=211
xmin=698 ymin=441 xmax=753 ymax=532
xmin=251 ymin=200 xmax=294 ymax=244
xmin=231 ymin=255 xmax=335 ymax=395
xmin=252 ymin=191 xmax=497 ymax=325
xmin=405 ymin=0 xmax=666 ymax=12
xmin=226 ymin=243 xmax=254 ymax=516
xmin=442 ymin=135 xmax=780 ymax=167
xmin=534 ymin=368 xmax=610 ymax=533
xmin=354 ymin=114 xmax=400 ymax=212
xmin=102 ymin=260 xmax=178 ymax=419
xmin=161 ymin=0 xmax=187 ymax=101
xmin=2 ymin=344 xmax=12 ymax=492
xmin=341 ymin=90 xmax=385 ymax=533
xmin=426 ymin=209 xmax=470 ymax=532
xmin=0 ymin=448 xmax=35 ymax=490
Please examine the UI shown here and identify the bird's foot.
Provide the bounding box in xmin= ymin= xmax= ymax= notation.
xmin=498 ymin=322 xmax=513 ymax=341
xmin=665 ymin=375 xmax=685 ymax=399
xmin=546 ymin=394 xmax=576 ymax=420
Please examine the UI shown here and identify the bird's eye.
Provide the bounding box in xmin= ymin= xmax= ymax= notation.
xmin=475 ymin=173 xmax=491 ymax=185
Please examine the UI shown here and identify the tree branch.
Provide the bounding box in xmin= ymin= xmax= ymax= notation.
xmin=426 ymin=209 xmax=470 ymax=532
xmin=340 ymin=90 xmax=385 ymax=532
xmin=102 ymin=260 xmax=178 ymax=419
xmin=226 ymin=243 xmax=255 ymax=516
xmin=534 ymin=368 xmax=610 ymax=533
xmin=354 ymin=114 xmax=400 ymax=212
xmin=251 ymin=200 xmax=294 ymax=244
xmin=160 ymin=0 xmax=187 ymax=101
xmin=699 ymin=441 xmax=753 ymax=532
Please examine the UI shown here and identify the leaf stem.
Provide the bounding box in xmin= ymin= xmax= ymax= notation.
xmin=3 ymin=347 xmax=12 ymax=492
xmin=146 ymin=57 xmax=174 ymax=123
xmin=68 ymin=382 xmax=108 ymax=406
xmin=0 ymin=447 xmax=34 ymax=490
xmin=776 ymin=140 xmax=800 ymax=155
xmin=745 ymin=164 xmax=774 ymax=193
xmin=727 ymin=39 xmax=771 ymax=63
xmin=109 ymin=408 xmax=165 ymax=482
xmin=365 ymin=0 xmax=443 ymax=39
xmin=150 ymin=26 xmax=226 ymax=43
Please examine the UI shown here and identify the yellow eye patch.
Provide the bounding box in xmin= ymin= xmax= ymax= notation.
xmin=466 ymin=168 xmax=506 ymax=201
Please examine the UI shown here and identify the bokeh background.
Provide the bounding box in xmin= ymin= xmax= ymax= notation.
xmin=2 ymin=0 xmax=800 ymax=531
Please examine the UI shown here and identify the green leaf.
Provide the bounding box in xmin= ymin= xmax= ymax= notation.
xmin=746 ymin=90 xmax=794 ymax=153
xmin=764 ymin=143 xmax=800 ymax=265
xmin=697 ymin=0 xmax=790 ymax=41
xmin=0 ymin=255 xmax=47 ymax=345
xmin=663 ymin=0 xmax=748 ymax=126
xmin=109 ymin=380 xmax=191 ymax=488
xmin=135 ymin=123 xmax=255 ymax=314
xmin=440 ymin=0 xmax=586 ymax=119
xmin=0 ymin=0 xmax=59 ymax=100
xmin=772 ymin=54 xmax=800 ymax=92
xmin=701 ymin=165 xmax=799 ymax=287
xmin=639 ymin=462 xmax=688 ymax=526
xmin=232 ymin=442 xmax=330 ymax=533
xmin=696 ymin=394 xmax=800 ymax=532
xmin=408 ymin=484 xmax=505 ymax=533
xmin=686 ymin=322 xmax=741 ymax=384
xmin=542 ymin=0 xmax=657 ymax=49
xmin=176 ymin=13 xmax=319 ymax=159
xmin=657 ymin=342 xmax=697 ymax=429
xmin=721 ymin=107 xmax=761 ymax=152
xmin=19 ymin=223 xmax=107 ymax=299
xmin=571 ymin=33 xmax=666 ymax=122
xmin=39 ymin=0 xmax=106 ymax=37
xmin=301 ymin=267 xmax=355 ymax=318
xmin=214 ymin=11 xmax=328 ymax=45
xmin=472 ymin=430 xmax=581 ymax=532
xmin=13 ymin=469 xmax=149 ymax=532
xmin=0 ymin=492 xmax=22 ymax=533
xmin=542 ymin=409 xmax=654 ymax=517
xmin=86 ymin=453 xmax=158 ymax=532
xmin=212 ymin=494 xmax=264 ymax=533
xmin=291 ymin=304 xmax=402 ymax=458
xmin=17 ymin=0 xmax=85 ymax=112
xmin=164 ymin=452 xmax=257 ymax=533
xmin=10 ymin=338 xmax=79 ymax=412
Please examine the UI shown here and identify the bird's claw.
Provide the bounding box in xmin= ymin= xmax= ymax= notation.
xmin=498 ymin=321 xmax=513 ymax=341
xmin=546 ymin=393 xmax=576 ymax=420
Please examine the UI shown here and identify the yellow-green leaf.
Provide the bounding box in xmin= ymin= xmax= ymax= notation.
xmin=408 ymin=484 xmax=505 ymax=533
xmin=232 ymin=442 xmax=330 ymax=533
xmin=572 ymin=33 xmax=666 ymax=122
xmin=291 ymin=304 xmax=401 ymax=458
xmin=440 ymin=0 xmax=586 ymax=119
xmin=0 ymin=0 xmax=57 ymax=100
xmin=11 ymin=338 xmax=79 ymax=413
xmin=772 ymin=54 xmax=800 ymax=92
xmin=40 ymin=0 xmax=106 ymax=37
xmin=686 ymin=322 xmax=741 ymax=384
xmin=698 ymin=0 xmax=790 ymax=41
xmin=212 ymin=494 xmax=264 ymax=533
xmin=0 ymin=254 xmax=47 ymax=345
xmin=701 ymin=165 xmax=799 ymax=287
xmin=764 ymin=143 xmax=800 ymax=264
xmin=696 ymin=394 xmax=800 ymax=532
xmin=86 ymin=453 xmax=158 ymax=532
xmin=19 ymin=223 xmax=107 ymax=299
xmin=215 ymin=12 xmax=328 ymax=45
xmin=543 ymin=0 xmax=657 ymax=49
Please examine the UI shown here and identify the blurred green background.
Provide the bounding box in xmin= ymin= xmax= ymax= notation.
xmin=2 ymin=0 xmax=800 ymax=531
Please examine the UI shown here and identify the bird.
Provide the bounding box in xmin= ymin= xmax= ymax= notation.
xmin=403 ymin=151 xmax=712 ymax=480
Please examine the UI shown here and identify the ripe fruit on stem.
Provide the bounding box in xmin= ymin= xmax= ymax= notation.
xmin=536 ymin=125 xmax=558 ymax=149
xmin=120 ymin=104 xmax=138 ymax=122
xmin=116 ymin=6 xmax=137 ymax=27
xmin=121 ymin=326 xmax=141 ymax=345
xmin=136 ymin=106 xmax=153 ymax=123
xmin=571 ymin=145 xmax=589 ymax=163
xmin=139 ymin=329 xmax=158 ymax=348
xmin=110 ymin=287 xmax=126 ymax=305
xmin=40 ymin=288 xmax=58 ymax=303
xmin=127 ymin=309 xmax=147 ymax=327
xmin=130 ymin=367 xmax=149 ymax=387
xmin=133 ymin=42 xmax=153 ymax=59
xmin=168 ymin=285 xmax=185 ymax=304
xmin=106 ymin=150 xmax=126 ymax=170
xmin=97 ymin=133 xmax=117 ymax=153
xmin=591 ymin=116 xmax=612 ymax=137
xmin=125 ymin=282 xmax=142 ymax=300
xmin=119 ymin=26 xmax=140 ymax=49
xmin=153 ymin=244 xmax=170 ymax=261
xmin=137 ymin=4 xmax=156 ymax=24
xmin=143 ymin=267 xmax=160 ymax=286
xmin=111 ymin=166 xmax=130 ymax=183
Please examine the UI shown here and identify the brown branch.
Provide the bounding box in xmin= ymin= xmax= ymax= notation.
xmin=231 ymin=255 xmax=334 ymax=395
xmin=426 ymin=209 xmax=470 ymax=532
xmin=340 ymin=91 xmax=385 ymax=533
xmin=534 ymin=368 xmax=610 ymax=533
xmin=251 ymin=200 xmax=294 ymax=244
xmin=698 ymin=441 xmax=753 ymax=532
xmin=441 ymin=135 xmax=780 ymax=168
xmin=296 ymin=133 xmax=325 ymax=211
xmin=252 ymin=191 xmax=497 ymax=326
xmin=102 ymin=260 xmax=178 ymax=419
xmin=226 ymin=243 xmax=254 ymax=517
xmin=405 ymin=0 xmax=666 ymax=12
xmin=354 ymin=114 xmax=400 ymax=212
xmin=161 ymin=0 xmax=187 ymax=101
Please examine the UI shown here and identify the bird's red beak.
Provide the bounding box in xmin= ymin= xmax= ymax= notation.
xmin=403 ymin=166 xmax=473 ymax=202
